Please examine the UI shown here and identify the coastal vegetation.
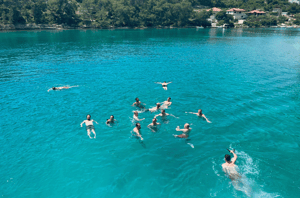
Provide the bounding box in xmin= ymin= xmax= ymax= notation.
xmin=1 ymin=0 xmax=300 ymax=28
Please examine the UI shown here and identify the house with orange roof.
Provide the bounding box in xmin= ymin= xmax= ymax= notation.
xmin=226 ymin=8 xmax=247 ymax=20
xmin=248 ymin=10 xmax=266 ymax=16
xmin=206 ymin=7 xmax=222 ymax=22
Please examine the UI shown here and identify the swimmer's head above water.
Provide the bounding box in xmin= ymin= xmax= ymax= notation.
xmin=134 ymin=111 xmax=138 ymax=116
xmin=161 ymin=109 xmax=166 ymax=114
xmin=87 ymin=114 xmax=91 ymax=120
xmin=110 ymin=115 xmax=114 ymax=119
xmin=167 ymin=97 xmax=171 ymax=101
xmin=198 ymin=109 xmax=202 ymax=115
xmin=135 ymin=98 xmax=139 ymax=102
xmin=225 ymin=154 xmax=231 ymax=162
xmin=152 ymin=118 xmax=157 ymax=123
xmin=136 ymin=123 xmax=141 ymax=129
xmin=52 ymin=87 xmax=56 ymax=90
xmin=156 ymin=103 xmax=161 ymax=108
xmin=184 ymin=123 xmax=190 ymax=129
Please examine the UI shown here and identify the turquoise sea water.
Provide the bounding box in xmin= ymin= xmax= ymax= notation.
xmin=1 ymin=28 xmax=300 ymax=197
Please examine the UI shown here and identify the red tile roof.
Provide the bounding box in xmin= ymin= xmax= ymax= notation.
xmin=248 ymin=10 xmax=266 ymax=14
xmin=227 ymin=8 xmax=246 ymax=12
xmin=207 ymin=7 xmax=222 ymax=12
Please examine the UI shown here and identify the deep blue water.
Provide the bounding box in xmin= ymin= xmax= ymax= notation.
xmin=1 ymin=28 xmax=300 ymax=197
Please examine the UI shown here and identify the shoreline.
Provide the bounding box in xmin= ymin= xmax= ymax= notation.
xmin=1 ymin=24 xmax=299 ymax=32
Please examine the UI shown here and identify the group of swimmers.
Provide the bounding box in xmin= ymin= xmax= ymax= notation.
xmin=50 ymin=82 xmax=245 ymax=196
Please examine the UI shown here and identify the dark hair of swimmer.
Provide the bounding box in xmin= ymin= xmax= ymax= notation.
xmin=111 ymin=115 xmax=114 ymax=119
xmin=153 ymin=118 xmax=157 ymax=122
xmin=168 ymin=97 xmax=171 ymax=100
xmin=225 ymin=154 xmax=231 ymax=162
xmin=136 ymin=123 xmax=141 ymax=129
xmin=198 ymin=109 xmax=203 ymax=115
xmin=135 ymin=98 xmax=139 ymax=101
xmin=87 ymin=114 xmax=91 ymax=120
xmin=157 ymin=103 xmax=161 ymax=108
xmin=52 ymin=87 xmax=56 ymax=90
xmin=164 ymin=81 xmax=166 ymax=83
xmin=162 ymin=109 xmax=165 ymax=113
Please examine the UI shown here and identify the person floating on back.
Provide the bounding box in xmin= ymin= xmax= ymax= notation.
xmin=80 ymin=114 xmax=98 ymax=139
xmin=147 ymin=118 xmax=161 ymax=132
xmin=155 ymin=81 xmax=172 ymax=90
xmin=133 ymin=123 xmax=143 ymax=141
xmin=186 ymin=109 xmax=211 ymax=123
xmin=173 ymin=123 xmax=191 ymax=138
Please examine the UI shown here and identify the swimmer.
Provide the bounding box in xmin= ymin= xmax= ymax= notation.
xmin=48 ymin=86 xmax=76 ymax=92
xmin=222 ymin=150 xmax=250 ymax=196
xmin=148 ymin=103 xmax=161 ymax=113
xmin=155 ymin=81 xmax=172 ymax=90
xmin=133 ymin=123 xmax=143 ymax=141
xmin=162 ymin=97 xmax=172 ymax=107
xmin=80 ymin=114 xmax=98 ymax=139
xmin=133 ymin=111 xmax=145 ymax=121
xmin=154 ymin=109 xmax=177 ymax=119
xmin=106 ymin=115 xmax=117 ymax=125
xmin=147 ymin=118 xmax=161 ymax=132
xmin=173 ymin=123 xmax=191 ymax=138
xmin=132 ymin=98 xmax=146 ymax=108
xmin=186 ymin=109 xmax=211 ymax=123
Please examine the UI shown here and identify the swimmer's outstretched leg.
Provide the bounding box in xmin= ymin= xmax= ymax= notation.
xmin=173 ymin=134 xmax=178 ymax=137
xmin=92 ymin=129 xmax=96 ymax=139
xmin=87 ymin=129 xmax=92 ymax=139
xmin=163 ymin=87 xmax=167 ymax=90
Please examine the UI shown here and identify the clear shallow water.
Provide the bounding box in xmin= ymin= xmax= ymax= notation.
xmin=0 ymin=28 xmax=300 ymax=197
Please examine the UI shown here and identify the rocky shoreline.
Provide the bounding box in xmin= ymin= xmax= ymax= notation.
xmin=1 ymin=24 xmax=300 ymax=31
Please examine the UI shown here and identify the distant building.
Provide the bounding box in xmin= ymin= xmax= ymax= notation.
xmin=272 ymin=8 xmax=282 ymax=16
xmin=289 ymin=0 xmax=300 ymax=4
xmin=247 ymin=10 xmax=266 ymax=16
xmin=226 ymin=8 xmax=247 ymax=20
xmin=207 ymin=7 xmax=222 ymax=22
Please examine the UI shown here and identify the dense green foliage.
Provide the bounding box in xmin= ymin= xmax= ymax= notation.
xmin=1 ymin=0 xmax=300 ymax=27
xmin=244 ymin=15 xmax=277 ymax=27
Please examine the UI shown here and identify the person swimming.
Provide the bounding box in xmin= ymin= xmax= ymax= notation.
xmin=154 ymin=81 xmax=172 ymax=90
xmin=48 ymin=86 xmax=78 ymax=92
xmin=173 ymin=123 xmax=191 ymax=138
xmin=147 ymin=118 xmax=161 ymax=132
xmin=80 ymin=114 xmax=98 ymax=139
xmin=154 ymin=109 xmax=177 ymax=119
xmin=186 ymin=109 xmax=211 ymax=123
xmin=222 ymin=150 xmax=251 ymax=196
xmin=148 ymin=103 xmax=161 ymax=113
xmin=162 ymin=97 xmax=172 ymax=108
xmin=106 ymin=115 xmax=117 ymax=125
xmin=132 ymin=98 xmax=146 ymax=108
xmin=133 ymin=123 xmax=143 ymax=141
xmin=133 ymin=111 xmax=145 ymax=121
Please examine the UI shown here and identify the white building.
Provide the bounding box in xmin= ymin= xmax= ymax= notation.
xmin=226 ymin=8 xmax=247 ymax=20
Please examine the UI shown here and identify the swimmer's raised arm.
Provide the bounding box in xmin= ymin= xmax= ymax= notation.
xmin=230 ymin=150 xmax=237 ymax=164
xmin=170 ymin=114 xmax=179 ymax=118
xmin=154 ymin=82 xmax=162 ymax=84
xmin=167 ymin=82 xmax=172 ymax=84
